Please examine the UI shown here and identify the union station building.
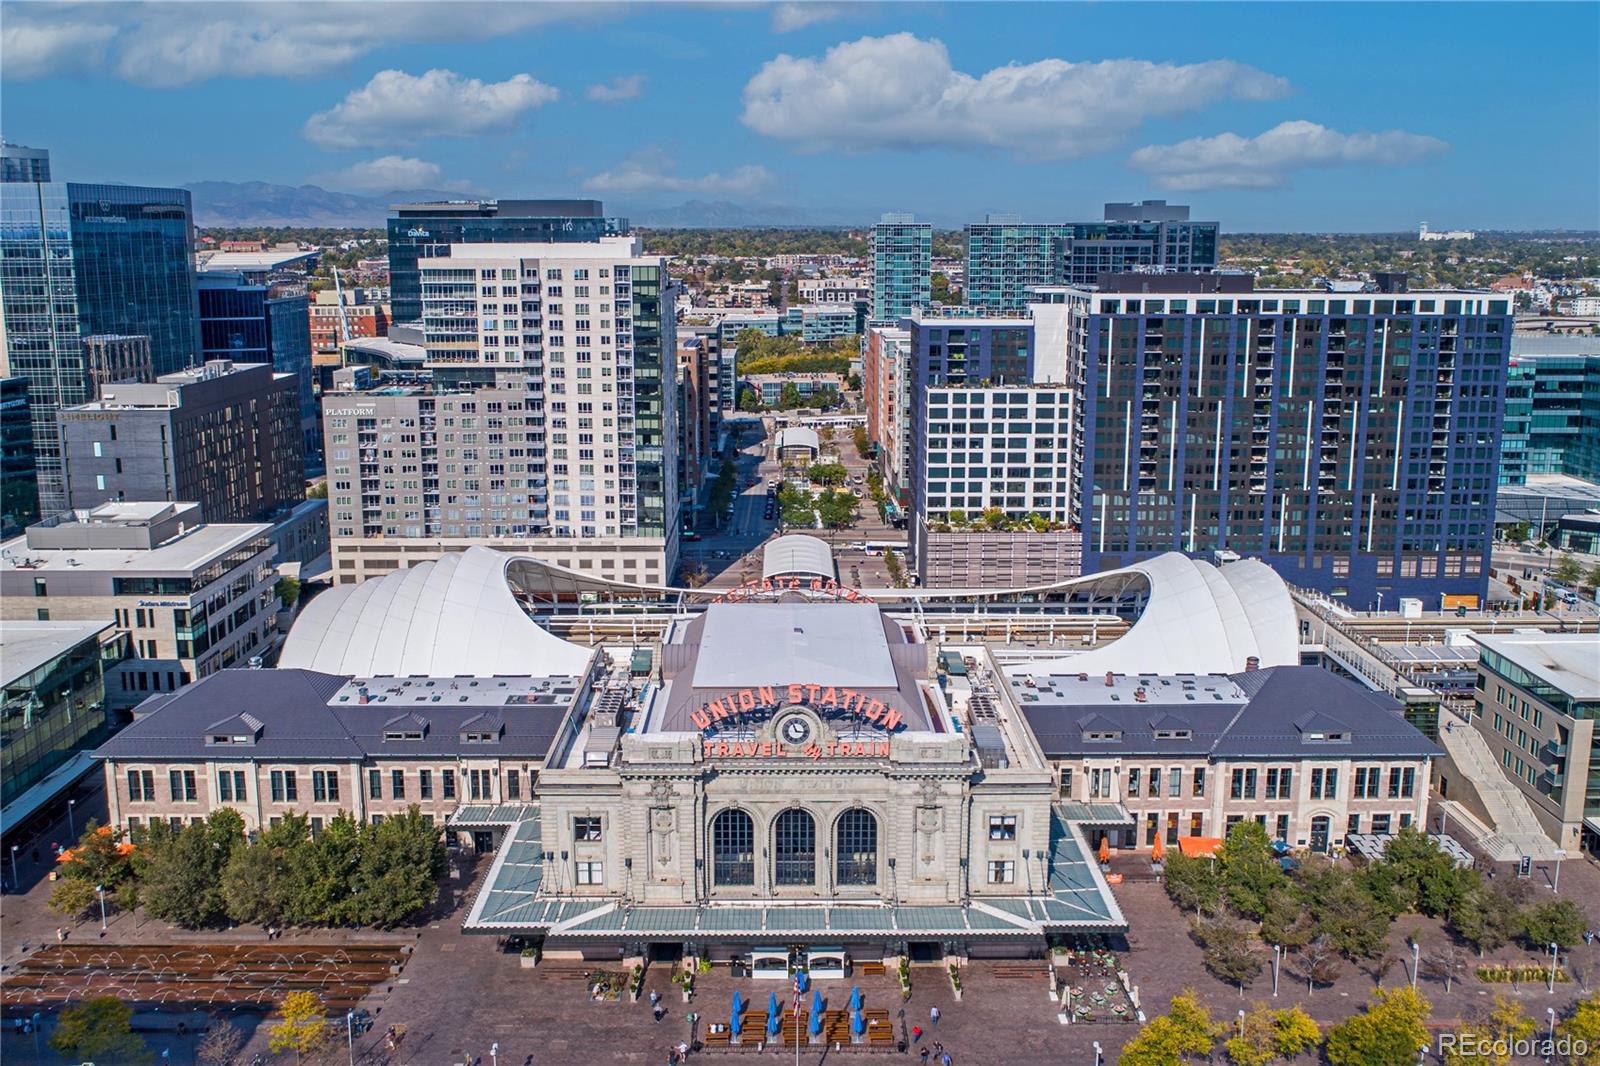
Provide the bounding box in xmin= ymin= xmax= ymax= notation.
xmin=96 ymin=541 xmax=1437 ymax=962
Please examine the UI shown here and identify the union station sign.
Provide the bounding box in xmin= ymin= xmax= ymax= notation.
xmin=688 ymin=684 xmax=908 ymax=733
xmin=711 ymin=577 xmax=875 ymax=604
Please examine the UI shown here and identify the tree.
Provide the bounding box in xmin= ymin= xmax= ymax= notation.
xmin=1225 ymin=1004 xmax=1320 ymax=1066
xmin=1587 ymin=562 xmax=1600 ymax=590
xmin=286 ymin=812 xmax=362 ymax=925
xmin=195 ymin=1019 xmax=247 ymax=1066
xmin=1421 ymin=942 xmax=1470 ymax=993
xmin=1367 ymin=952 xmax=1399 ymax=989
xmin=140 ymin=812 xmax=241 ymax=928
xmin=1556 ymin=996 xmax=1600 ymax=1066
xmin=806 ymin=462 xmax=847 ymax=486
xmin=1300 ymin=859 xmax=1390 ymax=959
xmin=816 ymin=488 xmax=859 ymax=529
xmin=268 ymin=991 xmax=329 ymax=1063
xmin=1219 ymin=821 xmax=1289 ymax=923
xmin=275 ymin=575 xmax=302 ymax=609
xmin=1444 ymin=995 xmax=1534 ymax=1066
xmin=1295 ymin=935 xmax=1343 ymax=992
xmin=59 ymin=819 xmax=134 ymax=889
xmin=1162 ymin=850 xmax=1221 ymax=914
xmin=48 ymin=877 xmax=101 ymax=918
xmin=851 ymin=425 xmax=869 ymax=458
xmin=1271 ymin=1004 xmax=1321 ymax=1059
xmin=882 ymin=549 xmax=906 ymax=588
xmin=1324 ymin=986 xmax=1432 ymax=1066
xmin=679 ymin=562 xmax=710 ymax=588
xmin=1259 ymin=884 xmax=1315 ymax=952
xmin=306 ymin=481 xmax=328 ymax=499
xmin=1525 ymin=898 xmax=1588 ymax=951
xmin=737 ymin=388 xmax=763 ymax=412
xmin=1553 ymin=554 xmax=1584 ymax=587
xmin=1119 ymin=990 xmax=1220 ymax=1066
xmin=1450 ymin=880 xmax=1527 ymax=956
xmin=708 ymin=459 xmax=737 ymax=517
xmin=223 ymin=815 xmax=307 ymax=927
xmin=350 ymin=806 xmax=445 ymax=927
xmin=1194 ymin=917 xmax=1262 ymax=993
xmin=51 ymin=995 xmax=150 ymax=1064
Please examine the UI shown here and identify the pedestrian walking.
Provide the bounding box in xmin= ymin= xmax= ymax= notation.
xmin=653 ymin=1003 xmax=665 ymax=1023
xmin=650 ymin=989 xmax=661 ymax=1008
xmin=919 ymin=1047 xmax=930 ymax=1064
xmin=929 ymin=1005 xmax=941 ymax=1025
xmin=940 ymin=1053 xmax=951 ymax=1066
xmin=912 ymin=1024 xmax=922 ymax=1043
xmin=677 ymin=1040 xmax=690 ymax=1060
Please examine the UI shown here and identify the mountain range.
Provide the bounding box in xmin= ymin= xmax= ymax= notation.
xmin=184 ymin=180 xmax=847 ymax=229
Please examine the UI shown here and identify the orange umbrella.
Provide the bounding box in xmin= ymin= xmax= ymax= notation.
xmin=1151 ymin=836 xmax=1165 ymax=863
xmin=55 ymin=848 xmax=78 ymax=864
xmin=1097 ymin=836 xmax=1111 ymax=864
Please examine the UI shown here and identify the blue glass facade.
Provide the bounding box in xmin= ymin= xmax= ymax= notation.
xmin=198 ymin=274 xmax=317 ymax=464
xmin=387 ymin=200 xmax=628 ymax=322
xmin=870 ymin=217 xmax=932 ymax=323
xmin=1500 ymin=338 xmax=1600 ymax=486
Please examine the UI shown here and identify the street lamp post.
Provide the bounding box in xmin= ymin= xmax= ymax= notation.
xmin=95 ymin=883 xmax=107 ymax=932
xmin=31 ymin=1012 xmax=42 ymax=1064
xmin=1552 ymin=851 xmax=1565 ymax=893
xmin=1411 ymin=940 xmax=1420 ymax=988
xmin=1549 ymin=943 xmax=1559 ymax=993
xmin=1547 ymin=1007 xmax=1557 ymax=1064
xmin=345 ymin=1010 xmax=355 ymax=1066
xmin=1092 ymin=1041 xmax=1102 ymax=1066
xmin=1272 ymin=944 xmax=1282 ymax=997
xmin=491 ymin=1042 xmax=500 ymax=1066
xmin=1238 ymin=1008 xmax=1246 ymax=1038
xmin=9 ymin=845 xmax=18 ymax=892
xmin=67 ymin=798 xmax=76 ymax=839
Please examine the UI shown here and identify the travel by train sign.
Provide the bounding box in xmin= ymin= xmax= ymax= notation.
xmin=702 ymin=738 xmax=893 ymax=762
xmin=711 ymin=577 xmax=874 ymax=604
xmin=688 ymin=684 xmax=907 ymax=734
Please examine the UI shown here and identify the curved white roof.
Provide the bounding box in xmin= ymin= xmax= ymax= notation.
xmin=762 ymin=534 xmax=835 ymax=580
xmin=775 ymin=426 xmax=820 ymax=452
xmin=280 ymin=547 xmax=596 ymax=678
xmin=1009 ymin=555 xmax=1297 ymax=677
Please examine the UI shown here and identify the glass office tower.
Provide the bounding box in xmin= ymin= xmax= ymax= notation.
xmin=198 ymin=273 xmax=317 ymax=465
xmin=869 ymin=214 xmax=932 ymax=323
xmin=1 ymin=178 xmax=199 ymax=511
xmin=387 ymin=199 xmax=629 ymax=322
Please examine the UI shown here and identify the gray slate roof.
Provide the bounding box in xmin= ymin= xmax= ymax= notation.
xmin=95 ymin=668 xmax=577 ymax=762
xmin=1020 ymin=666 xmax=1438 ymax=761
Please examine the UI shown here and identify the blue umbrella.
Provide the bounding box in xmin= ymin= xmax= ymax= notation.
xmin=848 ymin=985 xmax=862 ymax=1011
xmin=795 ymin=968 xmax=808 ymax=992
xmin=809 ymin=1005 xmax=823 ymax=1036
xmin=731 ymin=1009 xmax=743 ymax=1038
xmin=851 ymin=1007 xmax=865 ymax=1035
xmin=812 ymin=988 xmax=824 ymax=1017
xmin=731 ymin=990 xmax=744 ymax=1036
xmin=768 ymin=992 xmax=781 ymax=1036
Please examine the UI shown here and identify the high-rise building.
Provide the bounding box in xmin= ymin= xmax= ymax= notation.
xmin=58 ymin=361 xmax=304 ymax=523
xmin=0 ymin=166 xmax=199 ymax=511
xmin=1 ymin=377 xmax=40 ymax=535
xmin=964 ymin=202 xmax=1219 ymax=315
xmin=308 ymin=288 xmax=389 ymax=358
xmin=196 ymin=261 xmax=317 ymax=464
xmin=869 ymin=214 xmax=932 ymax=323
xmin=1 ymin=619 xmax=114 ymax=823
xmin=386 ymin=199 xmax=629 ymax=322
xmin=81 ymin=335 xmax=155 ymax=397
xmin=862 ymin=326 xmax=912 ymax=503
xmin=323 ymin=237 xmax=680 ymax=584
xmin=0 ymin=142 xmax=51 ymax=183
xmin=1063 ymin=277 xmax=1510 ymax=606
xmin=1500 ymin=335 xmax=1600 ymax=485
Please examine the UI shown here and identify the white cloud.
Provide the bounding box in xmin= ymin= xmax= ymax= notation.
xmin=0 ymin=15 xmax=117 ymax=79
xmin=584 ymin=150 xmax=774 ymax=199
xmin=585 ymin=74 xmax=646 ymax=103
xmin=0 ymin=2 xmax=616 ymax=87
xmin=740 ymin=33 xmax=1291 ymax=159
xmin=1129 ymin=120 xmax=1449 ymax=190
xmin=770 ymin=3 xmax=856 ymax=33
xmin=303 ymin=68 xmax=559 ymax=150
xmin=315 ymin=155 xmax=469 ymax=193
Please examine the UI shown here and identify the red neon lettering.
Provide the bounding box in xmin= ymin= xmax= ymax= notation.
xmin=882 ymin=708 xmax=905 ymax=731
xmin=702 ymin=741 xmax=716 ymax=758
xmin=737 ymin=688 xmax=756 ymax=710
xmin=875 ymin=742 xmax=891 ymax=757
xmin=691 ymin=709 xmax=712 ymax=730
xmin=758 ymin=685 xmax=776 ymax=705
xmin=805 ymin=684 xmax=821 ymax=702
xmin=787 ymin=683 xmax=803 ymax=704
xmin=710 ymin=699 xmax=731 ymax=721
xmin=862 ymin=699 xmax=885 ymax=723
xmin=820 ymin=686 xmax=838 ymax=707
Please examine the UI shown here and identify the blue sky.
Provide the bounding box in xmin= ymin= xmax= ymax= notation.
xmin=3 ymin=1 xmax=1597 ymax=230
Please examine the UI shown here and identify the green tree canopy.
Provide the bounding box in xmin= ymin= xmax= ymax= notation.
xmin=51 ymin=995 xmax=150 ymax=1064
xmin=1324 ymin=986 xmax=1432 ymax=1066
xmin=1119 ymin=990 xmax=1220 ymax=1066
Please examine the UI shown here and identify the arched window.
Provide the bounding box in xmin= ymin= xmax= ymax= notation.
xmin=712 ymin=808 xmax=755 ymax=886
xmin=835 ymin=809 xmax=878 ymax=886
xmin=773 ymin=808 xmax=816 ymax=886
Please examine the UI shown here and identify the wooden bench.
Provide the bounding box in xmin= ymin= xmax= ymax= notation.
xmin=859 ymin=961 xmax=887 ymax=976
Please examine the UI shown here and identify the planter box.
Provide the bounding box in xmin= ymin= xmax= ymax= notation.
xmin=519 ymin=955 xmax=538 ymax=969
